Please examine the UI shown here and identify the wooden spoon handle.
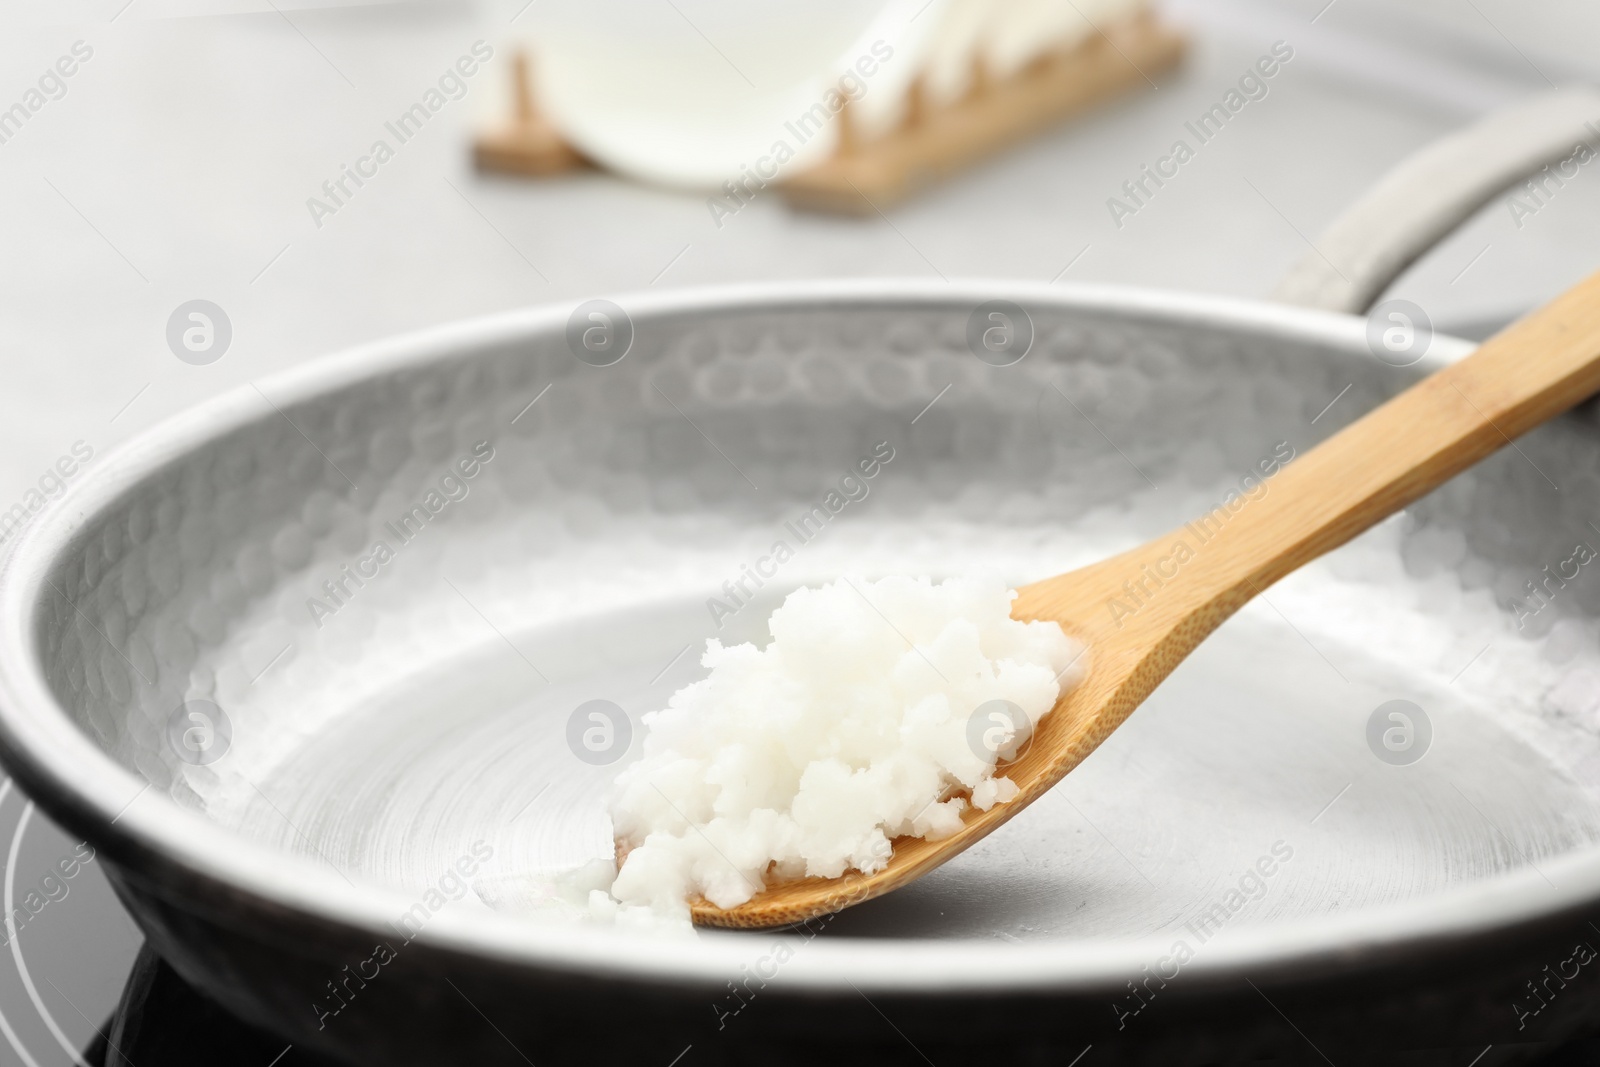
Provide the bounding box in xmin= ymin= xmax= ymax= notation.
xmin=1193 ymin=269 xmax=1600 ymax=607
xmin=1044 ymin=266 xmax=1600 ymax=650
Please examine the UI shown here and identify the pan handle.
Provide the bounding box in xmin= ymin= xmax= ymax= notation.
xmin=1272 ymin=86 xmax=1600 ymax=315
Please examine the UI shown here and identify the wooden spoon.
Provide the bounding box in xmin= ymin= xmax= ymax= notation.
xmin=690 ymin=271 xmax=1600 ymax=929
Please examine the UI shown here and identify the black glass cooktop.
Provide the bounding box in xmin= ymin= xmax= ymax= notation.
xmin=88 ymin=949 xmax=336 ymax=1067
xmin=65 ymin=943 xmax=1600 ymax=1067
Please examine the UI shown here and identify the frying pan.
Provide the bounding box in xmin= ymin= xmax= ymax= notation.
xmin=4 ymin=89 xmax=1600 ymax=1066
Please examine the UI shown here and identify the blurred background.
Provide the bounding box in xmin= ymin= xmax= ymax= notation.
xmin=1 ymin=0 xmax=1599 ymax=1060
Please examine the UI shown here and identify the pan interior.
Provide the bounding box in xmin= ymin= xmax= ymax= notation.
xmin=32 ymin=297 xmax=1600 ymax=945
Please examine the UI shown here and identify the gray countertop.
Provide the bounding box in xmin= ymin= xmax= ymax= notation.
xmin=3 ymin=0 xmax=1598 ymax=496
